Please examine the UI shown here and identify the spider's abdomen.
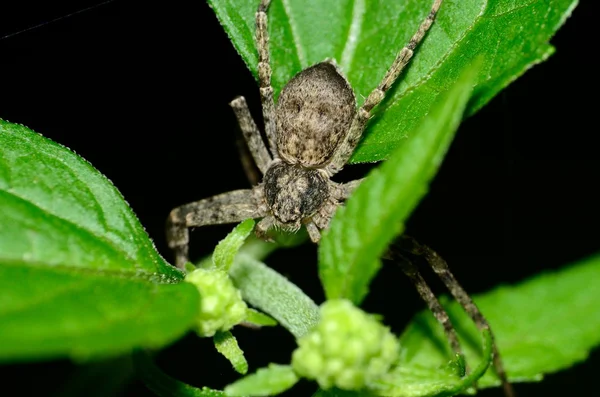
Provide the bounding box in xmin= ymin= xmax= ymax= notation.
xmin=263 ymin=162 xmax=329 ymax=225
xmin=276 ymin=62 xmax=356 ymax=167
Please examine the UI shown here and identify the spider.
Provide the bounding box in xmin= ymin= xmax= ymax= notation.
xmin=166 ymin=0 xmax=444 ymax=267
xmin=167 ymin=0 xmax=514 ymax=395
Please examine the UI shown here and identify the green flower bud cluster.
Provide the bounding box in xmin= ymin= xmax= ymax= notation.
xmin=291 ymin=299 xmax=399 ymax=391
xmin=185 ymin=267 xmax=247 ymax=337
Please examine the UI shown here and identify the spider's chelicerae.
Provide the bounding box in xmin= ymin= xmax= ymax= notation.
xmin=167 ymin=0 xmax=514 ymax=395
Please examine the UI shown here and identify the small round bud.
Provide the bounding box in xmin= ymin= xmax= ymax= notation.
xmin=292 ymin=299 xmax=399 ymax=390
xmin=185 ymin=268 xmax=247 ymax=337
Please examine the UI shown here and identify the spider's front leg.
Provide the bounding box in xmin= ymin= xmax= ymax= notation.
xmin=308 ymin=178 xmax=366 ymax=242
xmin=326 ymin=0 xmax=444 ymax=176
xmin=166 ymin=189 xmax=267 ymax=269
xmin=256 ymin=0 xmax=277 ymax=154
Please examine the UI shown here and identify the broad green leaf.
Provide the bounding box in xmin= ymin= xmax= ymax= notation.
xmin=208 ymin=0 xmax=577 ymax=162
xmin=133 ymin=350 xmax=225 ymax=397
xmin=396 ymin=254 xmax=600 ymax=391
xmin=213 ymin=330 xmax=249 ymax=375
xmin=245 ymin=308 xmax=278 ymax=327
xmin=229 ymin=255 xmax=319 ymax=339
xmin=0 ymin=121 xmax=198 ymax=361
xmin=318 ymin=64 xmax=478 ymax=304
xmin=212 ymin=219 xmax=256 ymax=271
xmin=0 ymin=120 xmax=180 ymax=278
xmin=0 ymin=264 xmax=199 ymax=362
xmin=224 ymin=364 xmax=299 ymax=397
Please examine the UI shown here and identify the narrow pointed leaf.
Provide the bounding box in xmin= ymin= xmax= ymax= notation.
xmin=245 ymin=308 xmax=278 ymax=327
xmin=212 ymin=219 xmax=256 ymax=271
xmin=319 ymin=65 xmax=478 ymax=304
xmin=208 ymin=0 xmax=577 ymax=162
xmin=213 ymin=331 xmax=249 ymax=375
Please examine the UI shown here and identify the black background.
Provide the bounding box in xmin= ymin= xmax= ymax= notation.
xmin=0 ymin=0 xmax=598 ymax=396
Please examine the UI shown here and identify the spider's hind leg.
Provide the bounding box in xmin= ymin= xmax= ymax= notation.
xmin=396 ymin=236 xmax=515 ymax=397
xmin=166 ymin=189 xmax=266 ymax=269
xmin=385 ymin=248 xmax=462 ymax=358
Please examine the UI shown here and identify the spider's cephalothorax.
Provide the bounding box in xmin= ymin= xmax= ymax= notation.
xmin=263 ymin=162 xmax=329 ymax=227
xmin=167 ymin=0 xmax=446 ymax=268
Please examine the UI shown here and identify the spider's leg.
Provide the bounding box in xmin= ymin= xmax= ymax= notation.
xmin=305 ymin=221 xmax=321 ymax=243
xmin=230 ymin=96 xmax=273 ymax=176
xmin=235 ymin=131 xmax=262 ymax=186
xmin=305 ymin=179 xmax=365 ymax=237
xmin=234 ymin=124 xmax=262 ymax=186
xmin=332 ymin=178 xmax=365 ymax=200
xmin=166 ymin=189 xmax=265 ymax=269
xmin=384 ymin=248 xmax=463 ymax=359
xmin=399 ymin=236 xmax=515 ymax=397
xmin=255 ymin=215 xmax=275 ymax=241
xmin=326 ymin=0 xmax=444 ymax=175
xmin=256 ymin=0 xmax=278 ymax=155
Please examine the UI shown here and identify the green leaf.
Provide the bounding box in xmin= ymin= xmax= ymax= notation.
xmin=245 ymin=308 xmax=278 ymax=327
xmin=208 ymin=0 xmax=577 ymax=162
xmin=374 ymin=330 xmax=493 ymax=396
xmin=318 ymin=64 xmax=478 ymax=304
xmin=0 ymin=121 xmax=199 ymax=361
xmin=213 ymin=331 xmax=249 ymax=375
xmin=212 ymin=219 xmax=256 ymax=271
xmin=397 ymin=254 xmax=600 ymax=391
xmin=229 ymin=255 xmax=319 ymax=339
xmin=133 ymin=350 xmax=225 ymax=397
xmin=224 ymin=364 xmax=299 ymax=397
xmin=0 ymin=120 xmax=180 ymax=279
xmin=0 ymin=260 xmax=199 ymax=362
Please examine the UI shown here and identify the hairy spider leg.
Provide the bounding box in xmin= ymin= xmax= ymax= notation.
xmin=256 ymin=0 xmax=278 ymax=155
xmin=230 ymin=96 xmax=273 ymax=174
xmin=326 ymin=0 xmax=445 ymax=175
xmin=397 ymin=236 xmax=515 ymax=397
xmin=166 ymin=189 xmax=266 ymax=269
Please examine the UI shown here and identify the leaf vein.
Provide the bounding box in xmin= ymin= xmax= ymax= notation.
xmin=279 ymin=0 xmax=307 ymax=68
xmin=1 ymin=189 xmax=142 ymax=270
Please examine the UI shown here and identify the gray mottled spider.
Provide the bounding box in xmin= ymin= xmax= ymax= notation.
xmin=167 ymin=1 xmax=515 ymax=395
xmin=167 ymin=0 xmax=443 ymax=268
